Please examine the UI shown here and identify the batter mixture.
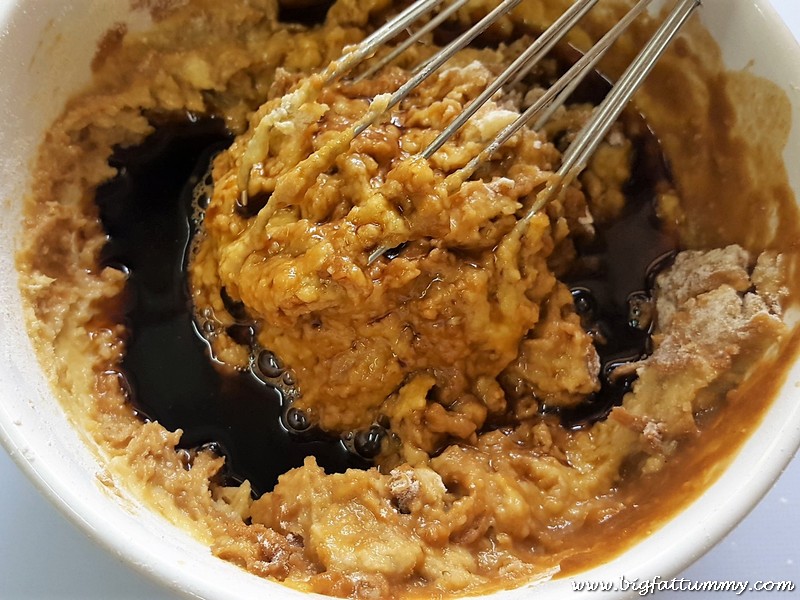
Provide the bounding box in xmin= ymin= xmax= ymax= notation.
xmin=16 ymin=0 xmax=800 ymax=598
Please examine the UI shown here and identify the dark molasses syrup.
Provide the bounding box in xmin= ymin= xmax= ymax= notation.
xmin=96 ymin=117 xmax=368 ymax=496
xmin=559 ymin=121 xmax=677 ymax=428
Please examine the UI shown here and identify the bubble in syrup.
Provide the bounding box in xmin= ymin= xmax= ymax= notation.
xmin=571 ymin=287 xmax=597 ymax=317
xmin=257 ymin=350 xmax=284 ymax=378
xmin=190 ymin=158 xmax=216 ymax=227
xmin=284 ymin=407 xmax=311 ymax=433
xmin=352 ymin=425 xmax=386 ymax=459
xmin=627 ymin=292 xmax=654 ymax=331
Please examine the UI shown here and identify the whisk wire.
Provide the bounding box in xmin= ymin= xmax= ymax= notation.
xmin=329 ymin=0 xmax=445 ymax=81
xmin=451 ymin=0 xmax=656 ymax=185
xmin=363 ymin=0 xmax=700 ymax=264
xmin=353 ymin=0 xmax=523 ymax=139
xmin=237 ymin=0 xmax=702 ymax=264
xmin=522 ymin=0 xmax=701 ymax=223
xmin=355 ymin=0 xmax=473 ymax=82
xmin=507 ymin=0 xmax=599 ymax=86
xmin=422 ymin=0 xmax=600 ymax=159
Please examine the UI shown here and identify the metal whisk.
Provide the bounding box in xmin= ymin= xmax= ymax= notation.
xmin=237 ymin=0 xmax=701 ymax=263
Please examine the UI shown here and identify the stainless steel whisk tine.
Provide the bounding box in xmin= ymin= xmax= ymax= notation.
xmin=519 ymin=0 xmax=701 ymax=225
xmin=448 ymin=0 xmax=656 ymax=181
xmin=328 ymin=0 xmax=446 ymax=82
xmin=354 ymin=0 xmax=473 ymax=83
xmin=352 ymin=0 xmax=523 ymax=139
xmin=366 ymin=0 xmax=701 ymax=264
xmin=238 ymin=0 xmax=522 ymax=214
xmin=421 ymin=0 xmax=600 ymax=159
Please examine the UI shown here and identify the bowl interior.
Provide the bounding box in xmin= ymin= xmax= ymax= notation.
xmin=0 ymin=1 xmax=799 ymax=598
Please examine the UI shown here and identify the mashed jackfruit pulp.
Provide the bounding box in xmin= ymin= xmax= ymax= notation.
xmin=17 ymin=0 xmax=800 ymax=598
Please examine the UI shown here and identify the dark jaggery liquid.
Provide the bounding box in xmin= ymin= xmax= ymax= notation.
xmin=96 ymin=117 xmax=368 ymax=496
xmin=560 ymin=119 xmax=676 ymax=427
xmin=94 ymin=103 xmax=676 ymax=494
xmin=536 ymin=46 xmax=678 ymax=426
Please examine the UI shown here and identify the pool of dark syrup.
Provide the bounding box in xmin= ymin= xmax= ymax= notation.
xmin=557 ymin=118 xmax=677 ymax=428
xmin=95 ymin=96 xmax=677 ymax=493
xmin=96 ymin=117 xmax=368 ymax=496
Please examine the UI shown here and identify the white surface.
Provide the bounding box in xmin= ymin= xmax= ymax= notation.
xmin=1 ymin=1 xmax=799 ymax=600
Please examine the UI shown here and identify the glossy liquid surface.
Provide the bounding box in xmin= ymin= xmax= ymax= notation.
xmin=96 ymin=119 xmax=368 ymax=495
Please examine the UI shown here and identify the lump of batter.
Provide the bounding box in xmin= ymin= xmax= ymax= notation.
xmin=191 ymin=51 xmax=606 ymax=448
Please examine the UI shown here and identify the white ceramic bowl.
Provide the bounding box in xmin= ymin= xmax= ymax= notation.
xmin=0 ymin=1 xmax=799 ymax=599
